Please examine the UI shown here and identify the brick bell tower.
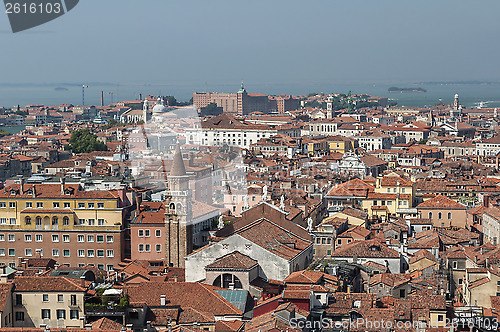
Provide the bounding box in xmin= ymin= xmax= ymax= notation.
xmin=165 ymin=145 xmax=193 ymax=267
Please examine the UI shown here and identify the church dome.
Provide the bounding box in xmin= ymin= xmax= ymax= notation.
xmin=152 ymin=97 xmax=166 ymax=114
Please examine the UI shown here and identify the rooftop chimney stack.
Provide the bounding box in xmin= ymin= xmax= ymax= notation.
xmin=20 ymin=177 xmax=24 ymax=194
xmin=60 ymin=177 xmax=65 ymax=195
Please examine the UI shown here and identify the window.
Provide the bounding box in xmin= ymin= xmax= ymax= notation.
xmin=88 ymin=219 xmax=95 ymax=226
xmin=155 ymin=230 xmax=161 ymax=237
xmin=87 ymin=250 xmax=95 ymax=257
xmin=438 ymin=314 xmax=444 ymax=322
xmin=63 ymin=235 xmax=70 ymax=242
xmin=78 ymin=249 xmax=85 ymax=257
xmin=453 ymin=261 xmax=458 ymax=269
xmin=15 ymin=312 xmax=24 ymax=321
xmin=0 ymin=218 xmax=6 ymax=225
xmin=448 ymin=212 xmax=452 ymax=220
xmin=8 ymin=234 xmax=15 ymax=242
xmin=0 ymin=249 xmax=4 ymax=256
xmin=79 ymin=219 xmax=85 ymax=225
xmin=145 ymin=229 xmax=150 ymax=237
xmin=42 ymin=294 xmax=48 ymax=302
xmin=63 ymin=249 xmax=70 ymax=257
xmin=25 ymin=248 xmax=32 ymax=256
xmin=97 ymin=249 xmax=104 ymax=257
xmin=145 ymin=244 xmax=151 ymax=252
xmin=9 ymin=218 xmax=16 ymax=225
xmin=337 ymin=239 xmax=342 ymax=245
xmin=9 ymin=202 xmax=15 ymax=208
xmin=15 ymin=294 xmax=22 ymax=306
xmin=70 ymin=310 xmax=79 ymax=319
xmin=8 ymin=249 xmax=15 ymax=256
xmin=97 ymin=264 xmax=104 ymax=270
xmin=53 ymin=202 xmax=60 ymax=208
xmin=106 ymin=235 xmax=113 ymax=243
xmin=70 ymin=295 xmax=77 ymax=306
xmin=459 ymin=278 xmax=463 ymax=285
xmin=138 ymin=244 xmax=144 ymax=252
xmin=138 ymin=229 xmax=144 ymax=237
xmin=36 ymin=202 xmax=43 ymax=208
xmin=64 ymin=202 xmax=70 ymax=208
xmin=0 ymin=202 xmax=5 ymax=208
xmin=399 ymin=289 xmax=406 ymax=298
xmin=97 ymin=203 xmax=104 ymax=209
xmin=106 ymin=249 xmax=114 ymax=257
xmin=88 ymin=203 xmax=94 ymax=208
xmin=87 ymin=235 xmax=94 ymax=242
xmin=25 ymin=202 xmax=32 ymax=208
xmin=52 ymin=249 xmax=59 ymax=257
xmin=107 ymin=264 xmax=114 ymax=271
xmin=52 ymin=235 xmax=59 ymax=242
xmin=156 ymin=244 xmax=161 ymax=252
xmin=428 ymin=212 xmax=433 ymax=219
xmin=438 ymin=212 xmax=442 ymax=220
xmin=96 ymin=235 xmax=104 ymax=243
xmin=25 ymin=217 xmax=31 ymax=225
xmin=402 ymin=188 xmax=406 ymax=193
xmin=63 ymin=217 xmax=69 ymax=226
xmin=35 ymin=234 xmax=43 ymax=242
xmin=97 ymin=218 xmax=104 ymax=225
xmin=0 ymin=234 xmax=4 ymax=241
xmin=78 ymin=202 xmax=85 ymax=208
xmin=57 ymin=294 xmax=64 ymax=302
xmin=77 ymin=235 xmax=84 ymax=242
xmin=56 ymin=309 xmax=66 ymax=319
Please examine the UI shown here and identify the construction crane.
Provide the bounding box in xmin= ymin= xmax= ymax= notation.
xmin=107 ymin=91 xmax=117 ymax=104
xmin=82 ymin=85 xmax=88 ymax=105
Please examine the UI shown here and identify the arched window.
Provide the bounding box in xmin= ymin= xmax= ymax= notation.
xmin=63 ymin=216 xmax=69 ymax=226
xmin=52 ymin=217 xmax=58 ymax=225
xmin=25 ymin=217 xmax=31 ymax=225
xmin=212 ymin=274 xmax=243 ymax=289
xmin=428 ymin=212 xmax=433 ymax=219
xmin=438 ymin=212 xmax=442 ymax=220
xmin=169 ymin=203 xmax=175 ymax=214
xmin=36 ymin=217 xmax=42 ymax=225
xmin=448 ymin=212 xmax=452 ymax=220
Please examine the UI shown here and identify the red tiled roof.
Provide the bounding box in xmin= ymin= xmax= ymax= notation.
xmin=13 ymin=276 xmax=88 ymax=292
xmin=417 ymin=194 xmax=465 ymax=209
xmin=205 ymin=251 xmax=258 ymax=270
xmin=125 ymin=282 xmax=242 ymax=316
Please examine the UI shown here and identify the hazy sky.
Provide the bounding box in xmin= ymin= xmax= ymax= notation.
xmin=2 ymin=0 xmax=500 ymax=86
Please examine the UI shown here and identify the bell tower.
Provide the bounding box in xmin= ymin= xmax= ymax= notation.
xmin=165 ymin=145 xmax=193 ymax=267
xmin=142 ymin=98 xmax=150 ymax=124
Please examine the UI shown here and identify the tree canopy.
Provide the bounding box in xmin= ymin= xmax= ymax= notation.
xmin=65 ymin=129 xmax=107 ymax=154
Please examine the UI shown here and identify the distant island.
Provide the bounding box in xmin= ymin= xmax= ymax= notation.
xmin=388 ymin=87 xmax=426 ymax=93
xmin=54 ymin=87 xmax=68 ymax=91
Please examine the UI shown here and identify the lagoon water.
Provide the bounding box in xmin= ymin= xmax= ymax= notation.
xmin=0 ymin=82 xmax=499 ymax=109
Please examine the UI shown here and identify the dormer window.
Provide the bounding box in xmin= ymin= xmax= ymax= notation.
xmin=9 ymin=190 xmax=17 ymax=195
xmin=26 ymin=189 xmax=33 ymax=195
xmin=370 ymin=245 xmax=381 ymax=251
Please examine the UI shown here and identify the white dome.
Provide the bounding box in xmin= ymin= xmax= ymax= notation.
xmin=454 ymin=93 xmax=459 ymax=99
xmin=153 ymin=103 xmax=166 ymax=114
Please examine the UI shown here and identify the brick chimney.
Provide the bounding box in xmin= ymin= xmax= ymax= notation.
xmin=484 ymin=195 xmax=490 ymax=208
